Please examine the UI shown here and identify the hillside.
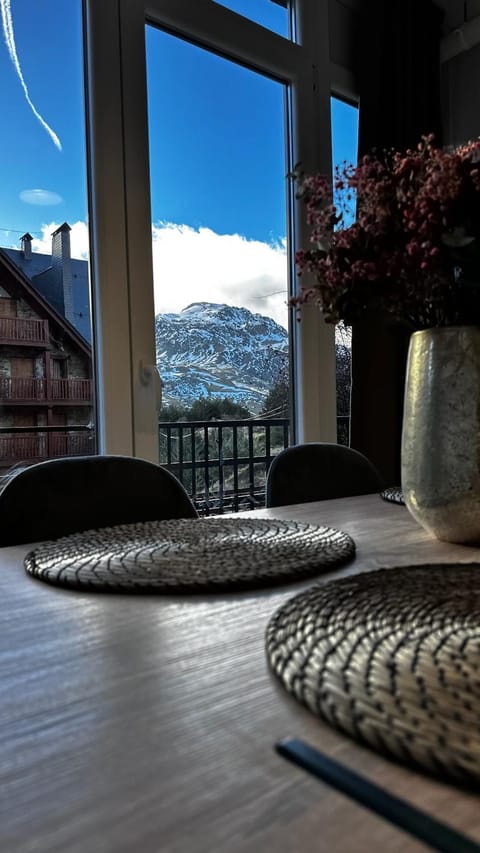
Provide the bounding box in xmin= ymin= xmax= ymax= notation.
xmin=155 ymin=302 xmax=288 ymax=413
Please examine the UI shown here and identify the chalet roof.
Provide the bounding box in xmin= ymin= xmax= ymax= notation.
xmin=0 ymin=248 xmax=91 ymax=359
xmin=3 ymin=248 xmax=91 ymax=343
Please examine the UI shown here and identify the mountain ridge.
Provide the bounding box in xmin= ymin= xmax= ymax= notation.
xmin=155 ymin=301 xmax=351 ymax=417
xmin=155 ymin=302 xmax=288 ymax=413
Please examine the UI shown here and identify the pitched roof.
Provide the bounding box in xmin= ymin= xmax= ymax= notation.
xmin=3 ymin=248 xmax=91 ymax=343
xmin=0 ymin=248 xmax=92 ymax=359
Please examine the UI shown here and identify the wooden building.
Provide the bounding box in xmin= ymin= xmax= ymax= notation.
xmin=0 ymin=245 xmax=93 ymax=470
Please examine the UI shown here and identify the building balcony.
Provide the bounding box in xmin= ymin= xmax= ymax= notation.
xmin=0 ymin=427 xmax=95 ymax=470
xmin=0 ymin=377 xmax=92 ymax=404
xmin=50 ymin=378 xmax=92 ymax=402
xmin=0 ymin=317 xmax=49 ymax=347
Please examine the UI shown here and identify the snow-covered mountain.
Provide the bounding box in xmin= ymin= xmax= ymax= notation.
xmin=155 ymin=302 xmax=288 ymax=413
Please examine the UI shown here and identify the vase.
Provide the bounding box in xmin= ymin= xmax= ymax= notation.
xmin=401 ymin=325 xmax=480 ymax=544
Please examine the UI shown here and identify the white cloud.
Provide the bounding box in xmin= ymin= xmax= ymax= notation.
xmin=151 ymin=223 xmax=288 ymax=329
xmin=20 ymin=189 xmax=63 ymax=206
xmin=30 ymin=220 xmax=289 ymax=328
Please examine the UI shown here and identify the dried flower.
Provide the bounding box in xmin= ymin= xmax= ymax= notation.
xmin=293 ymin=135 xmax=480 ymax=327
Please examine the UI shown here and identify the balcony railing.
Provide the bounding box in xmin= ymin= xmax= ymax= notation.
xmin=159 ymin=418 xmax=290 ymax=514
xmin=0 ymin=317 xmax=49 ymax=346
xmin=0 ymin=415 xmax=350 ymax=509
xmin=0 ymin=425 xmax=95 ymax=468
xmin=50 ymin=378 xmax=92 ymax=401
xmin=159 ymin=415 xmax=350 ymax=514
xmin=0 ymin=377 xmax=46 ymax=400
xmin=0 ymin=377 xmax=92 ymax=403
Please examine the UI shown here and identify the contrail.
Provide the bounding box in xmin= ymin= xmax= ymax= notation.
xmin=0 ymin=0 xmax=62 ymax=151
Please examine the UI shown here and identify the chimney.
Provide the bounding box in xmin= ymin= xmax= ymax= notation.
xmin=51 ymin=223 xmax=73 ymax=324
xmin=21 ymin=232 xmax=33 ymax=262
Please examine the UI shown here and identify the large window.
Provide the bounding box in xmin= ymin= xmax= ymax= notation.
xmin=145 ymin=24 xmax=290 ymax=510
xmin=80 ymin=0 xmax=355 ymax=463
xmin=0 ymin=0 xmax=95 ymax=484
xmin=0 ymin=1 xmax=359 ymax=503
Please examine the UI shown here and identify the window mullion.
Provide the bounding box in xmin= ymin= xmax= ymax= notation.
xmin=120 ymin=0 xmax=159 ymax=462
xmin=291 ymin=0 xmax=337 ymax=443
xmin=145 ymin=0 xmax=298 ymax=80
xmin=83 ymin=0 xmax=135 ymax=456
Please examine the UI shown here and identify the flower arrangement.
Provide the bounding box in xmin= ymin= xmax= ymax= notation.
xmin=293 ymin=135 xmax=480 ymax=328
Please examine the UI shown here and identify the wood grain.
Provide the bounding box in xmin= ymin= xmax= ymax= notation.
xmin=2 ymin=495 xmax=480 ymax=852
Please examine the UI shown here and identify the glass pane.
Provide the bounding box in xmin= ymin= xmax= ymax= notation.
xmin=331 ymin=96 xmax=359 ymax=227
xmin=331 ymin=97 xmax=359 ymax=446
xmin=212 ymin=0 xmax=289 ymax=38
xmin=0 ymin=0 xmax=96 ymax=486
xmin=146 ymin=25 xmax=290 ymax=514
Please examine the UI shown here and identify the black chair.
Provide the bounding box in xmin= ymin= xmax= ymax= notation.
xmin=266 ymin=442 xmax=384 ymax=508
xmin=0 ymin=454 xmax=198 ymax=546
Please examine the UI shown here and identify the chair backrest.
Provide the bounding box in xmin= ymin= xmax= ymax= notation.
xmin=266 ymin=442 xmax=384 ymax=508
xmin=0 ymin=454 xmax=198 ymax=546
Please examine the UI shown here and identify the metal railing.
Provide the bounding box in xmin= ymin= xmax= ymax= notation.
xmin=159 ymin=415 xmax=350 ymax=514
xmin=159 ymin=418 xmax=290 ymax=514
xmin=0 ymin=416 xmax=350 ymax=510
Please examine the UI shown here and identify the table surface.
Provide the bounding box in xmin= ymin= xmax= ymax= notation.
xmin=2 ymin=494 xmax=480 ymax=853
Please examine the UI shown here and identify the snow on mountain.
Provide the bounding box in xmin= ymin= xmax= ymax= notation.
xmin=155 ymin=302 xmax=288 ymax=413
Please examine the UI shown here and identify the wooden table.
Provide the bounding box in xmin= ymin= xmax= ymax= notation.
xmin=2 ymin=494 xmax=480 ymax=853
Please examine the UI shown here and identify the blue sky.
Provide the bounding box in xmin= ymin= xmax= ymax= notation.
xmin=211 ymin=1 xmax=288 ymax=37
xmin=0 ymin=0 xmax=358 ymax=326
xmin=0 ymin=0 xmax=85 ymax=242
xmin=146 ymin=25 xmax=286 ymax=243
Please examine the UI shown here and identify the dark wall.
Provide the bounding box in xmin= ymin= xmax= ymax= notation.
xmin=442 ymin=44 xmax=480 ymax=144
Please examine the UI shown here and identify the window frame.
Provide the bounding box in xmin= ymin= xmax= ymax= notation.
xmin=83 ymin=0 xmax=355 ymax=459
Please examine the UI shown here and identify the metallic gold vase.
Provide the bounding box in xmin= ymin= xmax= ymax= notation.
xmin=401 ymin=326 xmax=480 ymax=544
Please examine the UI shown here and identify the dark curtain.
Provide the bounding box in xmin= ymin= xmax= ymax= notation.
xmin=349 ymin=0 xmax=443 ymax=484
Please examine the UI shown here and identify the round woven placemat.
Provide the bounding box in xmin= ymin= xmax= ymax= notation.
xmin=267 ymin=563 xmax=480 ymax=784
xmin=24 ymin=517 xmax=355 ymax=593
xmin=380 ymin=486 xmax=405 ymax=505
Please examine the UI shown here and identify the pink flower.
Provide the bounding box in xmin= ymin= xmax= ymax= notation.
xmin=292 ymin=134 xmax=480 ymax=327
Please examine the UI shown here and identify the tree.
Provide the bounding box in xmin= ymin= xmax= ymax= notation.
xmin=262 ymin=364 xmax=289 ymax=418
xmin=186 ymin=396 xmax=250 ymax=421
xmin=159 ymin=402 xmax=188 ymax=422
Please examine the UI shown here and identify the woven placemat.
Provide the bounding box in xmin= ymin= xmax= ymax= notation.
xmin=380 ymin=486 xmax=405 ymax=505
xmin=267 ymin=563 xmax=480 ymax=784
xmin=24 ymin=517 xmax=355 ymax=593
